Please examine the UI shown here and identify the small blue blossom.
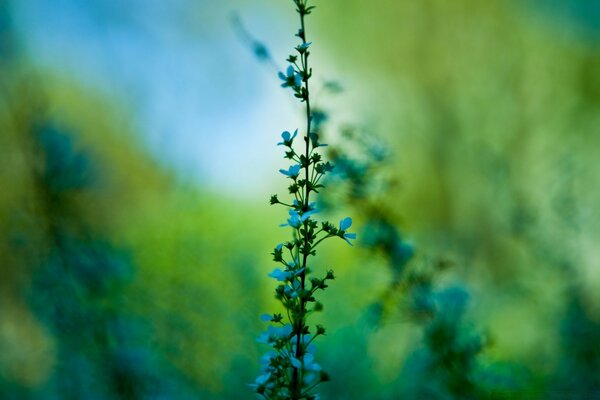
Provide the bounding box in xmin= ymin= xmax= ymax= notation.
xmin=296 ymin=42 xmax=312 ymax=53
xmin=268 ymin=268 xmax=292 ymax=282
xmin=284 ymin=279 xmax=301 ymax=298
xmin=290 ymin=357 xmax=302 ymax=369
xmin=278 ymin=65 xmax=293 ymax=83
xmin=339 ymin=217 xmax=356 ymax=245
xmin=278 ymin=65 xmax=302 ymax=88
xmin=281 ymin=210 xmax=302 ymax=228
xmin=260 ymin=313 xmax=273 ymax=322
xmin=342 ymin=232 xmax=357 ymax=246
xmin=302 ymin=202 xmax=319 ymax=219
xmin=257 ymin=324 xmax=293 ymax=344
xmin=280 ymin=209 xmax=314 ymax=228
xmin=249 ymin=372 xmax=273 ymax=390
xmin=276 ymin=324 xmax=293 ymax=337
xmin=256 ymin=332 xmax=270 ymax=345
xmin=279 ymin=164 xmax=301 ymax=179
xmin=339 ymin=217 xmax=352 ymax=231
xmin=259 ymin=351 xmax=276 ymax=368
xmin=277 ymin=129 xmax=298 ymax=146
xmin=303 ymin=353 xmax=322 ymax=372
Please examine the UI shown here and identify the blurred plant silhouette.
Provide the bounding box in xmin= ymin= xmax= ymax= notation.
xmin=320 ymin=115 xmax=528 ymax=400
xmin=1 ymin=92 xmax=194 ymax=400
xmin=0 ymin=2 xmax=194 ymax=397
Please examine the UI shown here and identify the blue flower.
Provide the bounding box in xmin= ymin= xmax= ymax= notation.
xmin=280 ymin=208 xmax=315 ymax=228
xmin=281 ymin=210 xmax=302 ymax=228
xmin=278 ymin=65 xmax=302 ymax=88
xmin=248 ymin=372 xmax=273 ymax=390
xmin=257 ymin=324 xmax=293 ymax=344
xmin=291 ymin=353 xmax=321 ymax=383
xmin=301 ymin=202 xmax=319 ymax=220
xmin=284 ymin=278 xmax=301 ymax=298
xmin=279 ymin=164 xmax=301 ymax=179
xmin=260 ymin=313 xmax=273 ymax=322
xmin=259 ymin=351 xmax=276 ymax=367
xmin=339 ymin=217 xmax=356 ymax=245
xmin=278 ymin=129 xmax=298 ymax=146
xmin=278 ymin=65 xmax=293 ymax=83
xmin=303 ymin=353 xmax=321 ymax=372
xmin=296 ymin=42 xmax=312 ymax=53
xmin=290 ymin=357 xmax=302 ymax=369
xmin=339 ymin=217 xmax=352 ymax=231
xmin=268 ymin=268 xmax=292 ymax=281
xmin=343 ymin=232 xmax=357 ymax=245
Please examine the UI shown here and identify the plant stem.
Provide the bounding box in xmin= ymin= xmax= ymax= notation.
xmin=292 ymin=5 xmax=312 ymax=398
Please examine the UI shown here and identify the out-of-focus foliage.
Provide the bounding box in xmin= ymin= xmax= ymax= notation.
xmin=0 ymin=41 xmax=193 ymax=400
xmin=313 ymin=0 xmax=600 ymax=395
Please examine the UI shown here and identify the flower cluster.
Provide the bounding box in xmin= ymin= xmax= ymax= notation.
xmin=253 ymin=1 xmax=354 ymax=399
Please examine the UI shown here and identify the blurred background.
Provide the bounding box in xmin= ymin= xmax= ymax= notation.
xmin=1 ymin=0 xmax=599 ymax=398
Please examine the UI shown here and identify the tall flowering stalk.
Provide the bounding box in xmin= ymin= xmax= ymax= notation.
xmin=252 ymin=1 xmax=354 ymax=399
